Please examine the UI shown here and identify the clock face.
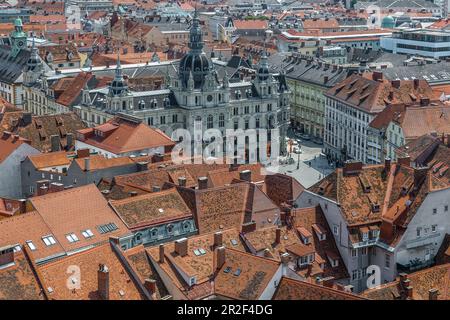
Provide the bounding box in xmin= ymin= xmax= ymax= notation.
xmin=17 ymin=40 xmax=25 ymax=48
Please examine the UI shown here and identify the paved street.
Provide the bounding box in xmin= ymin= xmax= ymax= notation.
xmin=278 ymin=132 xmax=334 ymax=188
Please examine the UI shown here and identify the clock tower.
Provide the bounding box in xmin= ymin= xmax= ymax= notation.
xmin=10 ymin=18 xmax=27 ymax=58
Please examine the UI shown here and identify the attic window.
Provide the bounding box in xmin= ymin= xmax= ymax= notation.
xmin=66 ymin=233 xmax=79 ymax=243
xmin=223 ymin=266 xmax=232 ymax=273
xmin=26 ymin=240 xmax=36 ymax=251
xmin=233 ymin=268 xmax=242 ymax=276
xmin=42 ymin=235 xmax=57 ymax=246
xmin=97 ymin=222 xmax=118 ymax=234
xmin=230 ymin=239 xmax=238 ymax=246
xmin=81 ymin=229 xmax=94 ymax=239
xmin=158 ymin=208 xmax=164 ymax=213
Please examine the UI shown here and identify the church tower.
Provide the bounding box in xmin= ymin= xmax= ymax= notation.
xmin=106 ymin=53 xmax=133 ymax=113
xmin=10 ymin=18 xmax=27 ymax=58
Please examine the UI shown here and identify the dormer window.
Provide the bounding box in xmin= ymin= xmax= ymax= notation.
xmin=26 ymin=240 xmax=36 ymax=251
xmin=312 ymin=224 xmax=327 ymax=241
xmin=42 ymin=235 xmax=57 ymax=246
xmin=151 ymin=99 xmax=158 ymax=109
xmin=235 ymin=90 xmax=241 ymax=99
xmin=297 ymin=227 xmax=313 ymax=245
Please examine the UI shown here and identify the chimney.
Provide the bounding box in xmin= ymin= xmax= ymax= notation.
xmin=239 ymin=170 xmax=251 ymax=182
xmin=275 ymin=227 xmax=281 ymax=244
xmin=152 ymin=152 xmax=164 ymax=163
xmin=391 ymin=80 xmax=400 ymax=89
xmin=49 ymin=182 xmax=64 ymax=193
xmin=159 ymin=244 xmax=165 ymax=263
xmin=343 ymin=161 xmax=363 ymax=176
xmin=136 ymin=161 xmax=149 ymax=172
xmin=97 ymin=264 xmax=110 ymax=300
xmin=76 ymin=148 xmax=90 ymax=158
xmin=414 ymin=78 xmax=420 ymax=89
xmin=22 ymin=112 xmax=32 ymax=125
xmin=428 ymin=288 xmax=439 ymax=300
xmin=384 ymin=157 xmax=391 ymax=173
xmin=198 ymin=176 xmax=208 ymax=190
xmin=84 ymin=157 xmax=90 ymax=171
xmin=178 ymin=176 xmax=187 ymax=187
xmin=0 ymin=245 xmax=15 ymax=267
xmin=214 ymin=246 xmax=226 ymax=271
xmin=144 ymin=279 xmax=157 ymax=295
xmin=152 ymin=185 xmax=161 ymax=192
xmin=420 ymin=97 xmax=430 ymax=106
xmin=66 ymin=133 xmax=74 ymax=150
xmin=50 ymin=135 xmax=61 ymax=152
xmin=214 ymin=231 xmax=223 ymax=248
xmin=405 ymin=286 xmax=413 ymax=299
xmin=280 ymin=252 xmax=290 ymax=265
xmin=372 ymin=71 xmax=383 ymax=81
xmin=241 ymin=221 xmax=256 ymax=233
xmin=174 ymin=238 xmax=188 ymax=257
xmin=36 ymin=179 xmax=50 ymax=196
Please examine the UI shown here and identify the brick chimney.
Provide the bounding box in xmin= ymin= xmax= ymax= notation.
xmin=49 ymin=182 xmax=64 ymax=193
xmin=50 ymin=135 xmax=61 ymax=152
xmin=384 ymin=157 xmax=391 ymax=173
xmin=174 ymin=238 xmax=188 ymax=257
xmin=198 ymin=176 xmax=208 ymax=190
xmin=97 ymin=264 xmax=110 ymax=300
xmin=144 ymin=278 xmax=157 ymax=295
xmin=391 ymin=79 xmax=401 ymax=89
xmin=413 ymin=78 xmax=420 ymax=89
xmin=66 ymin=133 xmax=74 ymax=150
xmin=428 ymin=288 xmax=439 ymax=300
xmin=214 ymin=231 xmax=223 ymax=248
xmin=214 ymin=246 xmax=226 ymax=271
xmin=239 ymin=170 xmax=251 ymax=182
xmin=76 ymin=148 xmax=90 ymax=158
xmin=275 ymin=227 xmax=281 ymax=244
xmin=372 ymin=71 xmax=383 ymax=81
xmin=159 ymin=244 xmax=165 ymax=263
xmin=178 ymin=176 xmax=186 ymax=187
xmin=241 ymin=221 xmax=256 ymax=233
xmin=36 ymin=179 xmax=50 ymax=196
xmin=405 ymin=286 xmax=413 ymax=299
xmin=343 ymin=161 xmax=363 ymax=176
xmin=137 ymin=161 xmax=149 ymax=172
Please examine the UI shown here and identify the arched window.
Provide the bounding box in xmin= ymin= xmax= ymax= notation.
xmin=207 ymin=115 xmax=213 ymax=129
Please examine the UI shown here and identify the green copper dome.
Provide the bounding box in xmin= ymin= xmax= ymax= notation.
xmin=381 ymin=16 xmax=395 ymax=29
xmin=14 ymin=17 xmax=23 ymax=27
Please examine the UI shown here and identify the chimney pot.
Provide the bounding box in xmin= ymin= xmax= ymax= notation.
xmin=178 ymin=176 xmax=187 ymax=187
xmin=214 ymin=231 xmax=223 ymax=248
xmin=384 ymin=157 xmax=391 ymax=172
xmin=198 ymin=176 xmax=208 ymax=190
xmin=428 ymin=288 xmax=439 ymax=300
xmin=84 ymin=157 xmax=90 ymax=171
xmin=239 ymin=170 xmax=251 ymax=182
xmin=174 ymin=238 xmax=188 ymax=257
xmin=97 ymin=264 xmax=110 ymax=300
xmin=406 ymin=286 xmax=413 ymax=299
xmin=144 ymin=278 xmax=157 ymax=295
xmin=159 ymin=244 xmax=165 ymax=263
xmin=275 ymin=227 xmax=281 ymax=244
xmin=214 ymin=246 xmax=226 ymax=271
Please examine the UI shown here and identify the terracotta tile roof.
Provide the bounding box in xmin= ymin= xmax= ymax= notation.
xmin=425 ymin=144 xmax=450 ymax=189
xmin=191 ymin=183 xmax=249 ymax=234
xmin=122 ymin=245 xmax=169 ymax=299
xmin=146 ymin=228 xmax=245 ymax=299
xmin=30 ymin=184 xmax=130 ymax=253
xmin=242 ymin=226 xmax=301 ymax=261
xmin=233 ymin=20 xmax=268 ymax=30
xmin=0 ymin=112 xmax=86 ymax=153
xmin=38 ymin=43 xmax=81 ymax=64
xmin=28 ymin=151 xmax=71 ymax=170
xmin=273 ymin=276 xmax=366 ymax=300
xmin=395 ymin=134 xmax=440 ymax=162
xmin=74 ymin=154 xmax=135 ymax=171
xmin=77 ymin=116 xmax=174 ymax=154
xmin=55 ymin=72 xmax=93 ymax=107
xmin=38 ymin=242 xmax=145 ymax=300
xmin=207 ymin=163 xmax=265 ymax=187
xmin=264 ymin=174 xmax=305 ymax=207
xmin=109 ymin=189 xmax=193 ymax=230
xmin=97 ymin=178 xmax=151 ymax=201
xmin=0 ymin=211 xmax=65 ymax=262
xmin=326 ymin=73 xmax=435 ymax=114
xmin=436 ymin=234 xmax=450 ymax=265
xmin=0 ymin=250 xmax=45 ymax=300
xmin=302 ymin=18 xmax=339 ymax=30
xmin=0 ymin=133 xmax=29 ymax=164
xmin=362 ymin=264 xmax=450 ymax=300
xmin=214 ymin=248 xmax=280 ymax=300
xmin=292 ymin=206 xmax=348 ymax=280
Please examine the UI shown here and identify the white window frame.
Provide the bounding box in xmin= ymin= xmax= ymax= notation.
xmin=42 ymin=235 xmax=56 ymax=246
